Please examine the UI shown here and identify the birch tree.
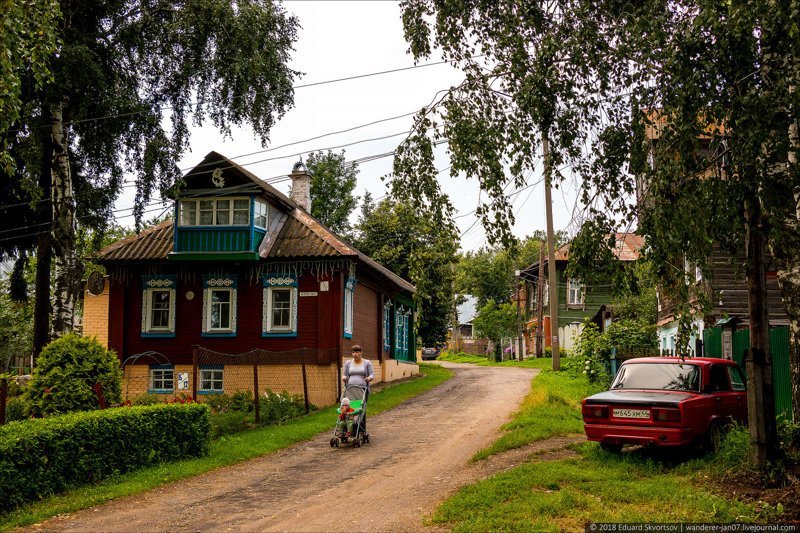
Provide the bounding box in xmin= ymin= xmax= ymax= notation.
xmin=0 ymin=0 xmax=300 ymax=355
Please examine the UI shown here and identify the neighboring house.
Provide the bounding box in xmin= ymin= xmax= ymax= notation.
xmin=84 ymin=151 xmax=418 ymax=406
xmin=640 ymin=117 xmax=789 ymax=357
xmin=655 ymin=248 xmax=789 ymax=356
xmin=519 ymin=233 xmax=644 ymax=353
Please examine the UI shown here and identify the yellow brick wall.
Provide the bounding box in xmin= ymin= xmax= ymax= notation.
xmin=381 ymin=359 xmax=419 ymax=382
xmin=83 ymin=279 xmax=110 ymax=348
xmin=122 ymin=363 xmax=340 ymax=408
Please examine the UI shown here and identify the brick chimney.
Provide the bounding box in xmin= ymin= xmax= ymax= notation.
xmin=289 ymin=161 xmax=311 ymax=211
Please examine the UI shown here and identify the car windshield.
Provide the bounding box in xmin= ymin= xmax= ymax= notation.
xmin=611 ymin=363 xmax=701 ymax=392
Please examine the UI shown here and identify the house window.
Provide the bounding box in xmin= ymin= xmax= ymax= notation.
xmin=383 ymin=304 xmax=392 ymax=352
xmin=344 ymin=278 xmax=356 ymax=339
xmin=199 ymin=366 xmax=224 ymax=394
xmin=233 ymin=199 xmax=250 ymax=225
xmin=202 ymin=277 xmax=237 ymax=336
xmin=396 ymin=309 xmax=404 ymax=350
xmin=695 ymin=264 xmax=703 ymax=283
xmin=567 ymin=278 xmax=584 ymax=306
xmin=178 ymin=198 xmax=251 ymax=227
xmin=657 ymin=291 xmax=662 ymax=312
xmin=149 ymin=365 xmax=174 ymax=392
xmin=209 ymin=289 xmax=233 ymax=329
xmin=141 ymin=276 xmax=176 ymax=337
xmin=262 ymin=274 xmax=298 ymax=337
xmin=254 ymin=200 xmax=268 ymax=229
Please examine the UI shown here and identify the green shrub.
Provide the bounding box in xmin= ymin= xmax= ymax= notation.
xmin=258 ymin=390 xmax=309 ymax=426
xmin=230 ymin=391 xmax=255 ymax=412
xmin=131 ymin=393 xmax=164 ymax=406
xmin=211 ymin=411 xmax=255 ymax=438
xmin=203 ymin=393 xmax=232 ymax=413
xmin=0 ymin=403 xmax=210 ymax=513
xmin=5 ymin=395 xmax=30 ymax=422
xmin=778 ymin=419 xmax=800 ymax=463
xmin=26 ymin=334 xmax=122 ymax=416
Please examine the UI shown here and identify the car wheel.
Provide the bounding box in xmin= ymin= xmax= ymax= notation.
xmin=600 ymin=442 xmax=623 ymax=454
xmin=704 ymin=422 xmax=722 ymax=454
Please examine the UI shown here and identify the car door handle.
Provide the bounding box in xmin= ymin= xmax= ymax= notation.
xmin=715 ymin=397 xmax=722 ymax=402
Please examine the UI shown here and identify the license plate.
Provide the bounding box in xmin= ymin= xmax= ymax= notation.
xmin=613 ymin=408 xmax=650 ymax=419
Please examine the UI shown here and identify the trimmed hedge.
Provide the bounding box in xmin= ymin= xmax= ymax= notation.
xmin=0 ymin=403 xmax=210 ymax=513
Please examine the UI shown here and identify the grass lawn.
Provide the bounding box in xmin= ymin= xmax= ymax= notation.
xmin=0 ymin=363 xmax=452 ymax=531
xmin=432 ymin=355 xmax=770 ymax=530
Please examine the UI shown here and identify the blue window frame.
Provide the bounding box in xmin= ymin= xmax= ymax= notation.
xmin=202 ymin=276 xmax=237 ymax=337
xmin=344 ymin=277 xmax=356 ymax=339
xmin=141 ymin=275 xmax=176 ymax=338
xmin=262 ymin=274 xmax=298 ymax=337
xmin=383 ymin=304 xmax=392 ymax=353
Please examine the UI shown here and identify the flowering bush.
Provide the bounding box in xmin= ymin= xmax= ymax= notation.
xmin=168 ymin=393 xmax=194 ymax=404
xmin=573 ymin=322 xmax=612 ymax=384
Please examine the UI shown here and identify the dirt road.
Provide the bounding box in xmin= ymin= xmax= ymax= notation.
xmin=35 ymin=362 xmax=545 ymax=532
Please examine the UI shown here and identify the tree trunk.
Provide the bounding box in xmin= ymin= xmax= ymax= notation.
xmin=32 ymin=117 xmax=54 ymax=359
xmin=744 ymin=195 xmax=779 ymax=467
xmin=49 ymin=101 xmax=81 ymax=337
xmin=774 ymin=117 xmax=800 ymax=423
xmin=776 ymin=261 xmax=800 ymax=423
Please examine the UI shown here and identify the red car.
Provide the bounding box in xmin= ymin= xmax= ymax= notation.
xmin=582 ymin=357 xmax=747 ymax=453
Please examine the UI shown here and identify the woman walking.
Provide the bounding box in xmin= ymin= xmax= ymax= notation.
xmin=341 ymin=345 xmax=374 ymax=430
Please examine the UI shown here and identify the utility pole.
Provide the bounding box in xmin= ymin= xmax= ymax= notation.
xmin=543 ymin=131 xmax=560 ymax=371
xmin=536 ymin=241 xmax=545 ymax=357
xmin=515 ymin=270 xmax=522 ymax=360
xmin=744 ymin=195 xmax=778 ymax=466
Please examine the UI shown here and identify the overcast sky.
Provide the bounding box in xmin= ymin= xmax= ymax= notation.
xmin=116 ymin=1 xmax=582 ymax=252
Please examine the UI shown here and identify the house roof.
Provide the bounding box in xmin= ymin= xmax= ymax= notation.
xmin=522 ymin=232 xmax=645 ymax=274
xmin=95 ymin=152 xmax=415 ymax=294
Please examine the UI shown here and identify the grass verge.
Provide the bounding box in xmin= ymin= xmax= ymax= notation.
xmin=437 ymin=352 xmax=554 ymax=369
xmin=433 ymin=357 xmax=771 ymax=530
xmin=431 ymin=443 xmax=767 ymax=532
xmin=0 ymin=364 xmax=452 ymax=531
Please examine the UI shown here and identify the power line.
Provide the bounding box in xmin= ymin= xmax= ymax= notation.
xmin=7 ymin=58 xmax=463 ymax=132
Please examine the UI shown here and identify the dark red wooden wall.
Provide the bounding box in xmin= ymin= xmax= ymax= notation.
xmin=110 ymin=267 xmax=344 ymax=366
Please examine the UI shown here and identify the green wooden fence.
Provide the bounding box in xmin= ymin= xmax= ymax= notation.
xmin=703 ymin=327 xmax=723 ymax=358
xmin=728 ymin=327 xmax=791 ymax=421
xmin=698 ymin=325 xmax=792 ymax=421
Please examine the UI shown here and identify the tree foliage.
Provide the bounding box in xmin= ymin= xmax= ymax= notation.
xmin=355 ymin=198 xmax=458 ymax=346
xmin=1 ymin=0 xmax=300 ymax=350
xmin=306 ymin=150 xmax=359 ymax=236
xmin=457 ymin=231 xmax=566 ymax=308
xmin=0 ymin=0 xmax=60 ymax=170
xmin=471 ymin=300 xmax=517 ymax=346
xmin=398 ymin=0 xmax=800 ymax=462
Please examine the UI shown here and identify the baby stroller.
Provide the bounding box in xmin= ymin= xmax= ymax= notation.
xmin=330 ymin=384 xmax=370 ymax=448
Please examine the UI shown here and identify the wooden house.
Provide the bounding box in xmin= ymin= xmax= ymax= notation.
xmin=83 ymin=152 xmax=418 ymax=407
xmin=519 ymin=233 xmax=644 ymax=353
xmin=655 ymin=248 xmax=789 ymax=356
xmin=639 ymin=113 xmax=789 ymax=357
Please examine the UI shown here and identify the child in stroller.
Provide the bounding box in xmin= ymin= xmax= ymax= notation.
xmin=330 ymin=384 xmax=370 ymax=448
xmin=335 ymin=397 xmax=358 ymax=438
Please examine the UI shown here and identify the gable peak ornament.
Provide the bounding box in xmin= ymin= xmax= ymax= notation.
xmin=211 ymin=168 xmax=225 ymax=188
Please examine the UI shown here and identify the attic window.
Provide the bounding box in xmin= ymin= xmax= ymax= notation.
xmin=178 ymin=198 xmax=250 ymax=227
